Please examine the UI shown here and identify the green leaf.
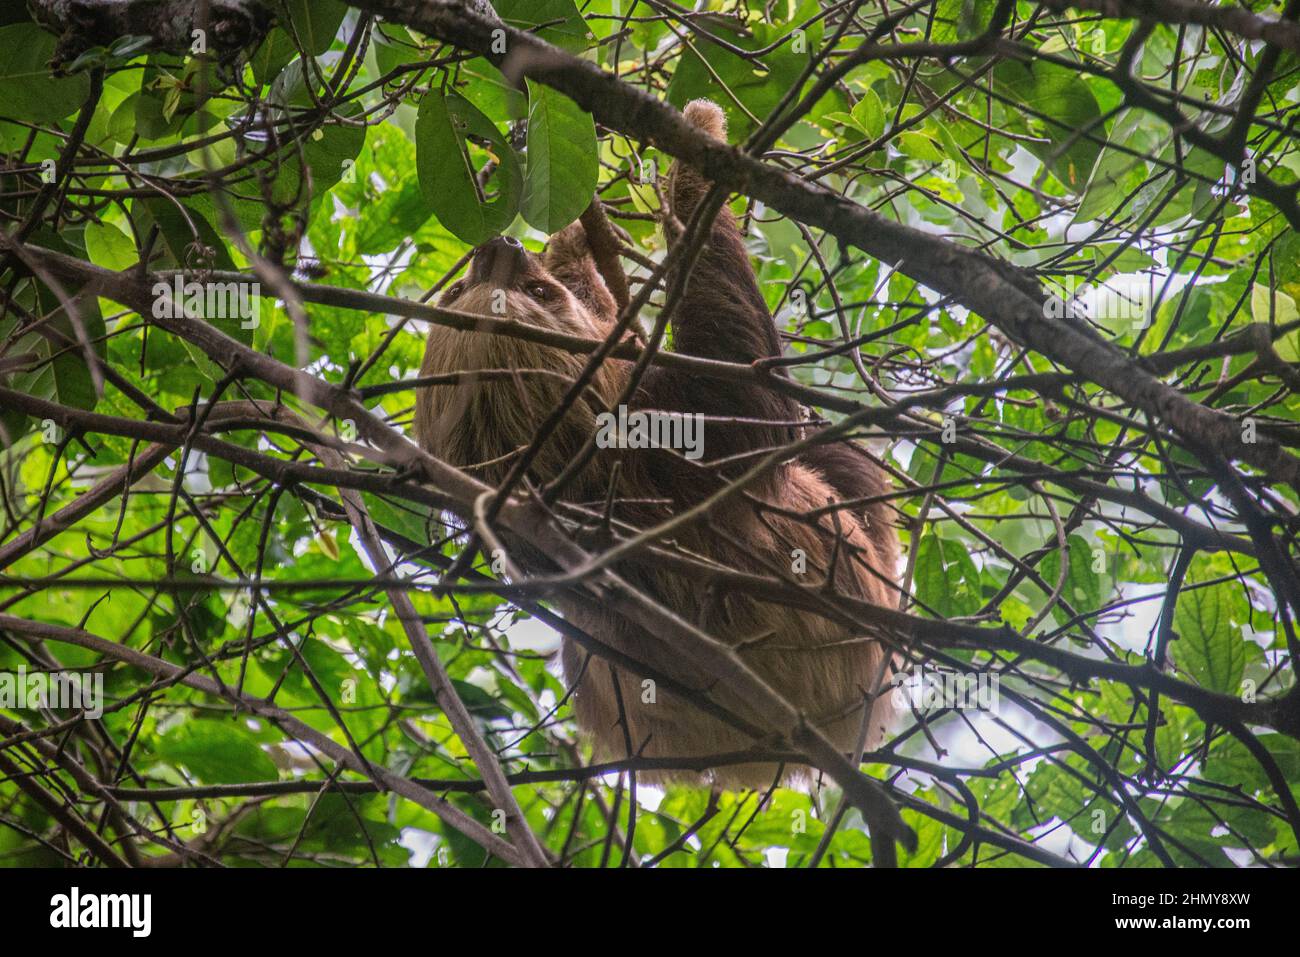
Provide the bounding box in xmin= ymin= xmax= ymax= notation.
xmin=914 ymin=535 xmax=982 ymax=618
xmin=1173 ymin=581 xmax=1245 ymax=695
xmin=898 ymin=132 xmax=943 ymax=163
xmin=492 ymin=0 xmax=592 ymax=52
xmin=663 ymin=6 xmax=818 ymax=140
xmin=458 ymin=58 xmax=528 ymax=123
xmin=373 ymin=23 xmax=421 ymax=77
xmin=415 ymin=91 xmax=522 ymax=244
xmin=931 ymin=0 xmax=1001 ymax=43
xmin=1251 ymin=282 xmax=1299 ymax=363
xmin=1039 ymin=534 xmax=1104 ymax=615
xmin=851 ymin=89 xmax=886 ymax=141
xmin=297 ymin=100 xmax=368 ymax=200
xmin=251 ymin=27 xmax=297 ymax=86
xmin=84 ymin=220 xmax=139 ymax=271
xmin=521 ymin=81 xmax=597 ymax=232
xmin=1075 ymin=109 xmax=1155 ymax=223
xmin=994 ymin=59 xmax=1103 ymax=191
xmin=451 ymin=678 xmax=515 ymax=722
xmin=0 ymin=24 xmax=90 ymax=123
xmin=1205 ymin=734 xmax=1300 ymax=791
xmin=823 ymin=111 xmax=866 ymax=137
xmin=156 ymin=722 xmax=279 ymax=784
xmin=5 ymin=233 xmax=108 ymax=417
xmin=133 ymin=197 xmax=236 ymax=273
xmin=280 ymin=0 xmax=348 ymax=56
xmin=362 ymin=491 xmax=435 ymax=553
xmin=46 ymin=306 xmax=105 ymax=413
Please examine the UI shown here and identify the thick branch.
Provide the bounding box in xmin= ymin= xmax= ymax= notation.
xmin=29 ymin=0 xmax=271 ymax=61
xmin=1039 ymin=0 xmax=1300 ymax=55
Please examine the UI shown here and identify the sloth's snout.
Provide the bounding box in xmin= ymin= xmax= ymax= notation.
xmin=469 ymin=235 xmax=526 ymax=288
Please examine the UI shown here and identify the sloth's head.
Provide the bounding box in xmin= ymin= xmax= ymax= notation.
xmin=415 ymin=223 xmax=622 ymax=482
xmin=440 ymin=227 xmax=616 ymax=336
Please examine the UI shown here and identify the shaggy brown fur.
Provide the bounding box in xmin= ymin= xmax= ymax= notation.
xmin=415 ymin=100 xmax=901 ymax=788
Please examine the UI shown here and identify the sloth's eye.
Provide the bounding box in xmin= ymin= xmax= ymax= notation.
xmin=526 ymin=282 xmax=551 ymax=300
xmin=444 ymin=280 xmax=467 ymax=301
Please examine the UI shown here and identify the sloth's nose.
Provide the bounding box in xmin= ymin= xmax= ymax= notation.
xmin=470 ymin=235 xmax=526 ymax=288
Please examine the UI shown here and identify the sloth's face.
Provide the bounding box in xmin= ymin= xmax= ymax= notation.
xmin=440 ymin=236 xmax=599 ymax=337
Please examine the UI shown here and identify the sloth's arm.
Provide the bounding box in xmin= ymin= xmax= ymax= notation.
xmin=665 ymin=100 xmax=787 ymax=368
xmin=544 ymin=218 xmax=618 ymax=327
xmin=657 ymin=100 xmax=802 ymax=459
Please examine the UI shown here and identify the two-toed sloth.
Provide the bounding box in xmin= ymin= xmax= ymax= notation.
xmin=416 ymin=100 xmax=900 ymax=788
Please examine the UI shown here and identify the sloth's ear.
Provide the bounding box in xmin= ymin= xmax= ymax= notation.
xmin=544 ymin=220 xmax=618 ymax=326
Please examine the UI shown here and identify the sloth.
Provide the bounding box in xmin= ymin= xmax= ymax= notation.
xmin=415 ymin=100 xmax=900 ymax=788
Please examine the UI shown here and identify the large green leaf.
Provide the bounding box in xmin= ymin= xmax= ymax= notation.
xmin=156 ymin=721 xmax=280 ymax=784
xmin=663 ymin=2 xmax=822 ymax=140
xmin=372 ymin=23 xmax=422 ymax=77
xmin=521 ymin=81 xmax=597 ymax=232
xmin=1039 ymin=534 xmax=1104 ymax=615
xmin=415 ymin=91 xmax=522 ymax=244
xmin=492 ymin=0 xmax=592 ymax=52
xmin=0 ymin=24 xmax=90 ymax=123
xmin=134 ymin=197 xmax=236 ymax=273
xmin=1 ymin=231 xmax=107 ymax=437
xmin=914 ymin=535 xmax=982 ymax=618
xmin=280 ymin=0 xmax=348 ymax=56
xmin=1075 ymin=109 xmax=1158 ymax=223
xmin=251 ymin=27 xmax=298 ymax=87
xmin=993 ymin=59 xmax=1104 ymax=191
xmin=1173 ymin=580 xmax=1246 ymax=695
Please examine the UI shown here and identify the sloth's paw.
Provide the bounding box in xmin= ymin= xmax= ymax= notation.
xmin=683 ymin=98 xmax=727 ymax=142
